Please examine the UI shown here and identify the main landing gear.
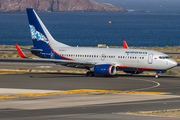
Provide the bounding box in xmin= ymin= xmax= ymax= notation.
xmin=86 ymin=71 xmax=94 ymax=77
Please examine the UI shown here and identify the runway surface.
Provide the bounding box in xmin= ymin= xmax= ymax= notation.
xmin=0 ymin=72 xmax=180 ymax=120
xmin=0 ymin=58 xmax=180 ymax=120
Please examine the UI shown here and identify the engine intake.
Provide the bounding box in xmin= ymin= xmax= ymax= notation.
xmin=94 ymin=64 xmax=116 ymax=75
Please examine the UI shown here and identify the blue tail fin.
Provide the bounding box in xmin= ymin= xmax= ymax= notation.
xmin=26 ymin=8 xmax=69 ymax=49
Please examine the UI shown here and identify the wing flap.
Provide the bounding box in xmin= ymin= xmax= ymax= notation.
xmin=32 ymin=58 xmax=95 ymax=67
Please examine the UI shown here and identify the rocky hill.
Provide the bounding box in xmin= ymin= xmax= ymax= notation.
xmin=0 ymin=0 xmax=128 ymax=12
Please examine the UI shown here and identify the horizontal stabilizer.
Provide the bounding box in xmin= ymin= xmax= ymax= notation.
xmin=20 ymin=48 xmax=43 ymax=52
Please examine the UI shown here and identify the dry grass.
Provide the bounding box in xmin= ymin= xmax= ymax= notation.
xmin=0 ymin=69 xmax=179 ymax=76
xmin=119 ymin=109 xmax=180 ymax=117
xmin=0 ymin=68 xmax=86 ymax=74
xmin=0 ymin=52 xmax=38 ymax=58
xmin=107 ymin=45 xmax=180 ymax=52
xmin=129 ymin=46 xmax=180 ymax=52
xmin=0 ymin=45 xmax=33 ymax=49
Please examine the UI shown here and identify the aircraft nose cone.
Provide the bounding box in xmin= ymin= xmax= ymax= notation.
xmin=174 ymin=61 xmax=178 ymax=67
xmin=169 ymin=59 xmax=177 ymax=68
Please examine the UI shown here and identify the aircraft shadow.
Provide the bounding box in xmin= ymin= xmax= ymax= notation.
xmin=27 ymin=72 xmax=180 ymax=79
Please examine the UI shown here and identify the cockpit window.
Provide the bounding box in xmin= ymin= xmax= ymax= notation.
xmin=159 ymin=56 xmax=170 ymax=59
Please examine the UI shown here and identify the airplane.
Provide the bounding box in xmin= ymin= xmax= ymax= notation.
xmin=15 ymin=8 xmax=177 ymax=78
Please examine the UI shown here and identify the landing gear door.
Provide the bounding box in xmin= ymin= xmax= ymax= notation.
xmin=148 ymin=53 xmax=153 ymax=64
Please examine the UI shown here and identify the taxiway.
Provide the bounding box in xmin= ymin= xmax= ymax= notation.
xmin=0 ymin=58 xmax=180 ymax=120
xmin=0 ymin=72 xmax=180 ymax=120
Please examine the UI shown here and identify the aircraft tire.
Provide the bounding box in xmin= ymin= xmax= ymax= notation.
xmin=86 ymin=71 xmax=94 ymax=77
xmin=155 ymin=74 xmax=159 ymax=78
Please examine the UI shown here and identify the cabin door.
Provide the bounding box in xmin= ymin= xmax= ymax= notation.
xmin=148 ymin=53 xmax=153 ymax=64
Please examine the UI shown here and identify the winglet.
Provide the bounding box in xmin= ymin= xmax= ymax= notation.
xmin=123 ymin=40 xmax=129 ymax=49
xmin=15 ymin=44 xmax=28 ymax=58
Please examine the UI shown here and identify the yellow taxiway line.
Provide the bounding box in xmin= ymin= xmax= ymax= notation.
xmin=0 ymin=89 xmax=172 ymax=100
xmin=70 ymin=89 xmax=172 ymax=95
xmin=0 ymin=72 xmax=25 ymax=75
xmin=0 ymin=91 xmax=86 ymax=100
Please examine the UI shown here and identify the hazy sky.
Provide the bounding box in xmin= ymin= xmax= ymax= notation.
xmin=93 ymin=0 xmax=180 ymax=13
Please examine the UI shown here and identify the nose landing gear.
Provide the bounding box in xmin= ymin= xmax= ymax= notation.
xmin=155 ymin=74 xmax=159 ymax=78
xmin=155 ymin=70 xmax=165 ymax=78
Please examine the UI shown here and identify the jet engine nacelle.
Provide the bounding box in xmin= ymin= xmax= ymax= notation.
xmin=94 ymin=64 xmax=116 ymax=75
xmin=123 ymin=70 xmax=143 ymax=74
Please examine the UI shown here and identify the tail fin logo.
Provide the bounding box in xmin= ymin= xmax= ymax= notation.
xmin=29 ymin=25 xmax=51 ymax=46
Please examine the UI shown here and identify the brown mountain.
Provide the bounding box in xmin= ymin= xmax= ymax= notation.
xmin=0 ymin=0 xmax=128 ymax=12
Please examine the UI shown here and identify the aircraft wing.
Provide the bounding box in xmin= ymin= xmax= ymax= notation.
xmin=15 ymin=44 xmax=28 ymax=58
xmin=32 ymin=58 xmax=95 ymax=67
xmin=123 ymin=40 xmax=129 ymax=49
xmin=15 ymin=44 xmax=95 ymax=68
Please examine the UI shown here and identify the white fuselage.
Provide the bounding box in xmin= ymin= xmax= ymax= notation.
xmin=52 ymin=46 xmax=177 ymax=71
